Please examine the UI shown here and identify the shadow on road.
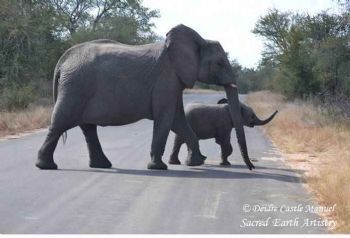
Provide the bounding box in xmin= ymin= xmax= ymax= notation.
xmin=204 ymin=163 xmax=306 ymax=175
xmin=57 ymin=165 xmax=301 ymax=183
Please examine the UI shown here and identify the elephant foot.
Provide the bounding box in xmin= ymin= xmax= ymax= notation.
xmin=186 ymin=152 xmax=206 ymax=166
xmin=89 ymin=155 xmax=112 ymax=168
xmin=36 ymin=156 xmax=58 ymax=170
xmin=220 ymin=160 xmax=231 ymax=166
xmin=147 ymin=160 xmax=168 ymax=170
xmin=168 ymin=156 xmax=181 ymax=165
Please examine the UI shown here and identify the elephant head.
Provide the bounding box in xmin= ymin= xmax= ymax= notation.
xmin=165 ymin=24 xmax=255 ymax=169
xmin=218 ymin=98 xmax=278 ymax=128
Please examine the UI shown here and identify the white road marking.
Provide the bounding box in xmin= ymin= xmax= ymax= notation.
xmin=23 ymin=216 xmax=39 ymax=220
xmin=198 ymin=191 xmax=227 ymax=219
xmin=125 ymin=179 xmax=144 ymax=184
xmin=260 ymin=156 xmax=282 ymax=161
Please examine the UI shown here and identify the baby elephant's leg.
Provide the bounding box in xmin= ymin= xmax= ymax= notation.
xmin=218 ymin=140 xmax=233 ymax=166
xmin=220 ymin=143 xmax=233 ymax=166
xmin=169 ymin=134 xmax=184 ymax=164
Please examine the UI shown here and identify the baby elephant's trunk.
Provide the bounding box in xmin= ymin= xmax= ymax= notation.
xmin=254 ymin=110 xmax=278 ymax=126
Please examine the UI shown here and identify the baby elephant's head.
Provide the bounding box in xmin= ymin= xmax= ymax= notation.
xmin=217 ymin=98 xmax=278 ymax=127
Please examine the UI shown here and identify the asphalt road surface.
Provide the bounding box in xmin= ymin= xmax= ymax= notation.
xmin=0 ymin=93 xmax=327 ymax=234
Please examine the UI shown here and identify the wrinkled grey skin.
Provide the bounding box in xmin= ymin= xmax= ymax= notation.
xmin=169 ymin=98 xmax=278 ymax=166
xmin=36 ymin=24 xmax=253 ymax=170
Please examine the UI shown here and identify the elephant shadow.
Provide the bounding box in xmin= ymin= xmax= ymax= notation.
xmin=58 ymin=164 xmax=302 ymax=183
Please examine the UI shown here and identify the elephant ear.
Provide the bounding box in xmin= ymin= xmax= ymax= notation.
xmin=217 ymin=98 xmax=228 ymax=104
xmin=165 ymin=24 xmax=206 ymax=88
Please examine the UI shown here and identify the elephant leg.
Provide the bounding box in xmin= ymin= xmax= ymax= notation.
xmin=171 ymin=112 xmax=206 ymax=167
xmin=36 ymin=96 xmax=81 ymax=170
xmin=37 ymin=111 xmax=75 ymax=170
xmin=36 ymin=126 xmax=63 ymax=170
xmin=80 ymin=124 xmax=112 ymax=168
xmin=218 ymin=140 xmax=233 ymax=166
xmin=171 ymin=120 xmax=206 ymax=166
xmin=169 ymin=134 xmax=184 ymax=165
xmin=148 ymin=114 xmax=175 ymax=170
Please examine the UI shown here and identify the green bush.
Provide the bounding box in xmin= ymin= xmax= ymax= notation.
xmin=0 ymin=0 xmax=159 ymax=112
xmin=0 ymin=84 xmax=37 ymax=111
xmin=252 ymin=8 xmax=350 ymax=99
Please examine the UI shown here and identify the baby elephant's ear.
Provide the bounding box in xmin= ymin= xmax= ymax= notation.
xmin=217 ymin=98 xmax=228 ymax=104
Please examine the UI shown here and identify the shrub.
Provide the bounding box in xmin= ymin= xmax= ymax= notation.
xmin=0 ymin=84 xmax=37 ymax=111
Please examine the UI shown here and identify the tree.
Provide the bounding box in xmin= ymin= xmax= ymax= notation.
xmin=43 ymin=0 xmax=159 ymax=42
xmin=0 ymin=0 xmax=159 ymax=110
xmin=252 ymin=9 xmax=292 ymax=64
xmin=252 ymin=6 xmax=350 ymax=98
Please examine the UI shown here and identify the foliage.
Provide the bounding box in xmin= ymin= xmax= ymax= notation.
xmin=233 ymin=59 xmax=276 ymax=94
xmin=0 ymin=84 xmax=37 ymax=111
xmin=0 ymin=0 xmax=159 ymax=110
xmin=249 ymin=5 xmax=350 ymax=99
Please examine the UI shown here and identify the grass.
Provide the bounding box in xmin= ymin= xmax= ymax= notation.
xmin=247 ymin=91 xmax=350 ymax=233
xmin=0 ymin=106 xmax=52 ymax=138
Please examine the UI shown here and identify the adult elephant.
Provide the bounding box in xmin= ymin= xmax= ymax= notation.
xmin=36 ymin=24 xmax=254 ymax=170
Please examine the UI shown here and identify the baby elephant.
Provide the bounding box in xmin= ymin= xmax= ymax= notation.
xmin=169 ymin=98 xmax=278 ymax=166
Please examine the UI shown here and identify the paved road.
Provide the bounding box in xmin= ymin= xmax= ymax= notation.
xmin=0 ymin=93 xmax=326 ymax=234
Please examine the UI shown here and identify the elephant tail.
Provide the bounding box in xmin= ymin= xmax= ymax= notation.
xmin=53 ymin=68 xmax=67 ymax=144
xmin=53 ymin=68 xmax=60 ymax=104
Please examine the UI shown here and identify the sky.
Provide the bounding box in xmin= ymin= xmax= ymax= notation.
xmin=143 ymin=0 xmax=338 ymax=68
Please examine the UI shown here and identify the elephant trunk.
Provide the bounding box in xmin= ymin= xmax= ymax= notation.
xmin=224 ymin=84 xmax=255 ymax=170
xmin=254 ymin=111 xmax=278 ymax=126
